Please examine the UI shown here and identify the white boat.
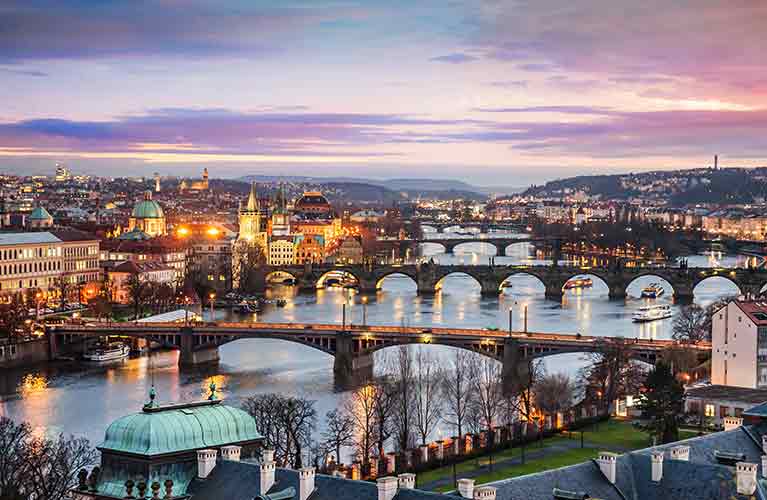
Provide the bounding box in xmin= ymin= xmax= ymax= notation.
xmin=83 ymin=342 xmax=130 ymax=362
xmin=632 ymin=305 xmax=673 ymax=323
xmin=641 ymin=283 xmax=665 ymax=298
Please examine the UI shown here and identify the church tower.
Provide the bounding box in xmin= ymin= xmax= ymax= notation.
xmin=237 ymin=182 xmax=266 ymax=247
xmin=202 ymin=167 xmax=209 ymax=190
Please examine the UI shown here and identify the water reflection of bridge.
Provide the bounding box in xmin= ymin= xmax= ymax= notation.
xmin=49 ymin=322 xmax=707 ymax=388
xmin=265 ymin=262 xmax=766 ymax=301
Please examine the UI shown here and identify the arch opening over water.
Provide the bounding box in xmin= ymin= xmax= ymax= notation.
xmin=453 ymin=241 xmax=498 ymax=256
xmin=316 ymin=270 xmax=360 ymax=289
xmin=693 ymin=275 xmax=741 ymax=302
xmin=265 ymin=270 xmax=298 ymax=285
xmin=561 ymin=272 xmax=610 ymax=296
xmin=625 ymin=274 xmax=676 ymax=299
xmin=499 ymin=272 xmax=546 ymax=294
xmin=375 ymin=272 xmax=418 ymax=291
xmin=434 ymin=272 xmax=482 ymax=294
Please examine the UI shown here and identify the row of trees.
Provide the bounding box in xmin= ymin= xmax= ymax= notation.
xmin=243 ymin=347 xmax=579 ymax=468
xmin=0 ymin=417 xmax=97 ymax=500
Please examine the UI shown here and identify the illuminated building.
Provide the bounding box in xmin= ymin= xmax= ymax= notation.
xmin=270 ymin=184 xmax=291 ymax=236
xmin=54 ymin=163 xmax=71 ymax=182
xmin=335 ymin=236 xmax=363 ymax=264
xmin=104 ymin=260 xmax=175 ymax=304
xmin=27 ymin=205 xmax=54 ymax=229
xmin=128 ymin=191 xmax=167 ymax=237
xmin=294 ymin=191 xmax=332 ymax=216
xmin=178 ymin=167 xmax=210 ymax=192
xmin=100 ymin=238 xmax=187 ymax=282
xmin=268 ymin=236 xmax=295 ymax=265
xmin=0 ymin=230 xmax=99 ymax=299
xmin=237 ymin=182 xmax=267 ymax=250
xmin=294 ymin=234 xmax=324 ymax=264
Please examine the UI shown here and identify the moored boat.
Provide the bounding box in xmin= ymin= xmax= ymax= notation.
xmin=83 ymin=342 xmax=130 ymax=362
xmin=632 ymin=304 xmax=673 ymax=322
xmin=641 ymin=283 xmax=665 ymax=299
xmin=564 ymin=276 xmax=593 ymax=289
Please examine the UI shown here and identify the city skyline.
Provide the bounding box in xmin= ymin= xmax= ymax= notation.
xmin=1 ymin=1 xmax=765 ymax=184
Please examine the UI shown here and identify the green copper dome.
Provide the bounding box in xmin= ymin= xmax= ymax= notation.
xmin=132 ymin=191 xmax=165 ymax=219
xmin=29 ymin=206 xmax=52 ymax=220
xmin=99 ymin=400 xmax=261 ymax=457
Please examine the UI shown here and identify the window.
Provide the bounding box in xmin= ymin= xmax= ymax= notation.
xmin=719 ymin=406 xmax=729 ymax=418
xmin=705 ymin=404 xmax=715 ymax=417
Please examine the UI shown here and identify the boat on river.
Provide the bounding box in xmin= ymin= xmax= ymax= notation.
xmin=641 ymin=283 xmax=665 ymax=299
xmin=632 ymin=304 xmax=673 ymax=322
xmin=564 ymin=276 xmax=593 ymax=289
xmin=83 ymin=342 xmax=130 ymax=362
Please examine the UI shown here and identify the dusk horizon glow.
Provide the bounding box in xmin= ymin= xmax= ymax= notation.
xmin=2 ymin=0 xmax=765 ymax=184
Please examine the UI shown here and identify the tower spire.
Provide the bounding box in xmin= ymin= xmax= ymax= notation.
xmin=246 ymin=182 xmax=259 ymax=212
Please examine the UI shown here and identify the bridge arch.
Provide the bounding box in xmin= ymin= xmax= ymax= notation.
xmin=419 ymin=241 xmax=448 ymax=255
xmin=498 ymin=271 xmax=547 ymax=293
xmin=452 ymin=241 xmax=499 ymax=256
xmin=357 ymin=337 xmax=503 ymax=361
xmin=692 ymin=274 xmax=742 ymax=297
xmin=559 ymin=271 xmax=611 ymax=294
xmin=265 ymin=269 xmax=299 ymax=285
xmin=624 ymin=273 xmax=676 ymax=298
xmin=199 ymin=333 xmax=337 ymax=356
xmin=316 ymin=268 xmax=362 ymax=289
xmin=434 ymin=270 xmax=483 ymax=293
xmin=374 ymin=270 xmax=418 ymax=290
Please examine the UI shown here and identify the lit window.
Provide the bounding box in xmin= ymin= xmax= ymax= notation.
xmin=704 ymin=404 xmax=715 ymax=417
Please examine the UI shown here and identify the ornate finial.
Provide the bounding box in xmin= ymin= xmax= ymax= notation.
xmin=144 ymin=386 xmax=157 ymax=409
xmin=208 ymin=380 xmax=217 ymax=401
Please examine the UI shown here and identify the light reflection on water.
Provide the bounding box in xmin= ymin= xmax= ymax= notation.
xmin=0 ymin=234 xmax=749 ymax=447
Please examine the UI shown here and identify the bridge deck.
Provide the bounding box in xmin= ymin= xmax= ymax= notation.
xmin=51 ymin=321 xmax=709 ymax=351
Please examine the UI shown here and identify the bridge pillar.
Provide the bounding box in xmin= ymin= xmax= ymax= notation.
xmin=607 ymin=281 xmax=627 ymax=300
xmin=496 ymin=245 xmax=507 ymax=257
xmin=544 ymin=283 xmax=564 ymax=301
xmin=297 ymin=277 xmax=317 ymax=292
xmin=47 ymin=331 xmax=59 ymax=360
xmin=480 ymin=278 xmax=502 ymax=297
xmin=358 ymin=279 xmax=378 ymax=294
xmin=333 ymin=332 xmax=373 ymax=386
xmin=501 ymin=338 xmax=530 ymax=395
xmin=443 ymin=242 xmax=455 ymax=255
xmin=673 ymin=283 xmax=694 ymax=303
xmin=178 ymin=327 xmax=220 ymax=366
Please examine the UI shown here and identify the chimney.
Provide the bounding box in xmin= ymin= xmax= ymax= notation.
xmin=260 ymin=450 xmax=276 ymax=494
xmin=723 ymin=416 xmax=743 ymax=431
xmin=197 ymin=449 xmax=217 ymax=479
xmin=398 ymin=473 xmax=415 ymax=490
xmin=377 ymin=477 xmax=398 ymax=500
xmin=597 ymin=452 xmax=617 ymax=484
xmin=670 ymin=445 xmax=690 ymax=462
xmin=473 ymin=486 xmax=497 ymax=500
xmin=220 ymin=445 xmax=241 ymax=462
xmin=298 ymin=467 xmax=315 ymax=500
xmin=651 ymin=451 xmax=664 ymax=482
xmin=457 ymin=478 xmax=475 ymax=498
xmin=736 ymin=462 xmax=757 ymax=496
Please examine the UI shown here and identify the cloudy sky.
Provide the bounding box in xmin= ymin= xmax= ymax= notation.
xmin=1 ymin=0 xmax=765 ymax=184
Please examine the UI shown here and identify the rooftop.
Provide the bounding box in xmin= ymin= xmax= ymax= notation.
xmin=686 ymin=384 xmax=767 ymax=404
xmin=732 ymin=300 xmax=767 ymax=325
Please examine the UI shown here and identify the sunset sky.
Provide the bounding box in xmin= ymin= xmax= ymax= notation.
xmin=1 ymin=0 xmax=765 ymax=184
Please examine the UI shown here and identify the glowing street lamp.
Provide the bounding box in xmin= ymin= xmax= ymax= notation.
xmin=208 ymin=292 xmax=216 ymax=320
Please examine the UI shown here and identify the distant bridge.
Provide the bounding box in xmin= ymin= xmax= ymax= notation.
xmin=414 ymin=220 xmax=527 ymax=234
xmin=265 ymin=262 xmax=766 ymax=301
xmin=48 ymin=322 xmax=707 ymax=387
xmin=379 ymin=236 xmax=548 ymax=257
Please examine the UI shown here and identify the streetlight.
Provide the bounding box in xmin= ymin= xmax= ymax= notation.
xmin=184 ymin=296 xmax=191 ymax=325
xmin=362 ymin=296 xmax=368 ymax=326
xmin=208 ymin=292 xmax=216 ymax=321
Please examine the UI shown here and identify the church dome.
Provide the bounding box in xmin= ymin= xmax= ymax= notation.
xmin=99 ymin=400 xmax=261 ymax=457
xmin=29 ymin=206 xmax=52 ymax=220
xmin=132 ymin=191 xmax=165 ymax=219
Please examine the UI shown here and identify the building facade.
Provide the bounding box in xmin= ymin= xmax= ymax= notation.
xmin=128 ymin=191 xmax=167 ymax=237
xmin=711 ymin=300 xmax=767 ymax=388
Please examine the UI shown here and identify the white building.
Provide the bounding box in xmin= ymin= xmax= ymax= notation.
xmin=268 ymin=238 xmax=295 ymax=266
xmin=711 ymin=299 xmax=767 ymax=388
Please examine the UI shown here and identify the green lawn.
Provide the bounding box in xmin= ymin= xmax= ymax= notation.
xmin=419 ymin=420 xmax=701 ymax=491
xmin=434 ymin=448 xmax=599 ymax=493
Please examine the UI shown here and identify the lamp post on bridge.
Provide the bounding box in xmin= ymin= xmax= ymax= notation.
xmin=208 ymin=292 xmax=216 ymax=321
xmin=362 ymin=296 xmax=368 ymax=326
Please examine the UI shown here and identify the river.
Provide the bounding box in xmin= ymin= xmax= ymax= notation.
xmin=0 ymin=230 xmax=753 ymax=449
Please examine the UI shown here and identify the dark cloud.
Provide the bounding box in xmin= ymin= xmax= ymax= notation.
xmin=429 ymin=53 xmax=478 ymax=64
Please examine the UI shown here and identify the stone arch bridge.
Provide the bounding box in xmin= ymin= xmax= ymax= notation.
xmin=266 ymin=263 xmax=767 ymax=301
xmin=48 ymin=322 xmax=704 ymax=389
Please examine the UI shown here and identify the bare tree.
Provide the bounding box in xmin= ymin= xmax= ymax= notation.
xmin=533 ymin=372 xmax=573 ymax=416
xmin=321 ymin=409 xmax=355 ymax=465
xmin=672 ymin=304 xmax=709 ymax=343
xmin=441 ymin=349 xmax=475 ymax=438
xmin=346 ymin=384 xmax=378 ymax=464
xmin=126 ymin=273 xmax=149 ymax=319
xmin=372 ymin=377 xmax=397 ymax=457
xmin=0 ymin=417 xmax=97 ymax=500
xmin=389 ymin=346 xmax=416 ymax=451
xmin=514 ymin=360 xmax=543 ymax=423
xmin=24 ymin=434 xmax=97 ymax=500
xmin=471 ymin=357 xmax=503 ymax=431
xmin=413 ymin=348 xmax=442 ymax=446
xmin=579 ymin=338 xmax=646 ymax=414
xmin=242 ymin=393 xmax=317 ymax=468
xmin=0 ymin=293 xmax=29 ymax=339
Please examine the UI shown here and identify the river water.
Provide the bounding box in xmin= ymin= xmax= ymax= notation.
xmin=0 ymin=231 xmax=753 ymax=449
